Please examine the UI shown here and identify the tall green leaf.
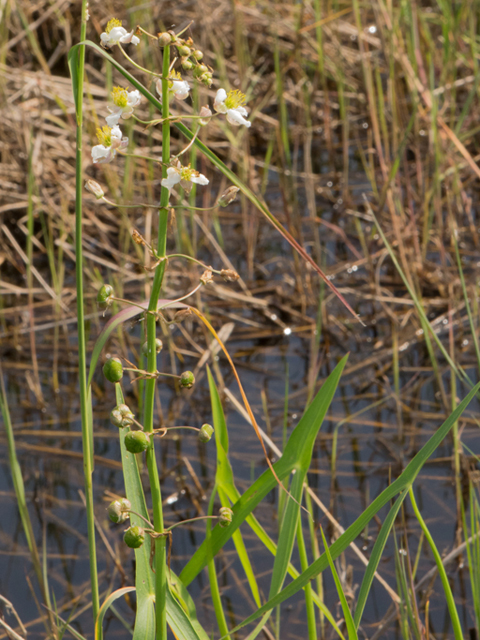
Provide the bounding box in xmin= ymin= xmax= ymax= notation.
xmin=220 ymin=380 xmax=480 ymax=635
xmin=181 ymin=355 xmax=348 ymax=585
xmin=115 ymin=384 xmax=155 ymax=640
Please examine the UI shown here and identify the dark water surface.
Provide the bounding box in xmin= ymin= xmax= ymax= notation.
xmin=2 ymin=194 xmax=480 ymax=640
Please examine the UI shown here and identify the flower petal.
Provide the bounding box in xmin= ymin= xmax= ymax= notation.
xmin=214 ymin=88 xmax=228 ymax=113
xmin=191 ymin=173 xmax=209 ymax=186
xmin=92 ymin=144 xmax=112 ymax=163
xmin=226 ymin=108 xmax=251 ymax=127
xmin=161 ymin=167 xmax=181 ymax=190
xmin=106 ymin=109 xmax=122 ymax=127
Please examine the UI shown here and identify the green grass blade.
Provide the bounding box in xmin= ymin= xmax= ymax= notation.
xmin=409 ymin=488 xmax=463 ymax=640
xmin=165 ymin=587 xmax=208 ymax=640
xmin=181 ymin=355 xmax=348 ymax=585
xmin=0 ymin=367 xmax=46 ymax=602
xmin=320 ymin=528 xmax=357 ymax=640
xmin=353 ymin=493 xmax=406 ymax=627
xmin=94 ymin=588 xmax=136 ymax=640
xmin=169 ymin=571 xmax=211 ymax=640
xmin=222 ymin=380 xmax=480 ymax=634
xmin=206 ymin=368 xmax=344 ymax=637
xmin=207 ymin=367 xmax=261 ymax=607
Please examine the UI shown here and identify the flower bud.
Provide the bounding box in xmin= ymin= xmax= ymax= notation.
xmin=218 ymin=186 xmax=240 ymax=207
xmin=157 ymin=32 xmax=172 ymax=47
xmin=218 ymin=507 xmax=233 ymax=528
xmin=200 ymin=269 xmax=213 ymax=285
xmin=220 ymin=269 xmax=240 ymax=282
xmin=181 ymin=58 xmax=194 ymax=70
xmin=193 ymin=64 xmax=208 ymax=78
xmin=142 ymin=338 xmax=163 ymax=356
xmin=193 ymin=50 xmax=203 ymax=60
xmin=199 ymin=72 xmax=213 ymax=88
xmin=103 ymin=357 xmax=123 ymax=383
xmin=124 ymin=525 xmax=145 ymax=548
xmin=110 ymin=403 xmax=134 ymax=428
xmin=198 ymin=423 xmax=214 ymax=443
xmin=180 ymin=371 xmax=195 ymax=388
xmin=85 ymin=179 xmax=104 ymax=199
xmin=125 ymin=430 xmax=150 ymax=453
xmin=176 ymin=43 xmax=190 ymax=57
xmin=97 ymin=284 xmax=114 ymax=308
xmin=107 ymin=498 xmax=131 ymax=524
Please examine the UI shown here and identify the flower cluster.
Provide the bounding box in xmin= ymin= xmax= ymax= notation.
xmin=91 ymin=18 xmax=253 ymax=186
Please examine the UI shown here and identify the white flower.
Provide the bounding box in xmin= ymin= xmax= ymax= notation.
xmin=161 ymin=164 xmax=209 ymax=193
xmin=100 ymin=18 xmax=140 ymax=48
xmin=91 ymin=125 xmax=128 ymax=164
xmin=214 ymin=88 xmax=251 ymax=128
xmin=105 ymin=87 xmax=142 ymax=127
xmin=156 ymin=71 xmax=190 ymax=102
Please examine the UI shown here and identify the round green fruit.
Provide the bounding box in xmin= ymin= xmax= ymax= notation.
xmin=124 ymin=525 xmax=145 ymax=549
xmin=125 ymin=430 xmax=150 ymax=453
xmin=103 ymin=357 xmax=123 ymax=383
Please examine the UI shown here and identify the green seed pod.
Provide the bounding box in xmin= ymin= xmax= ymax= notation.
xmin=110 ymin=404 xmax=134 ymax=428
xmin=141 ymin=338 xmax=163 ymax=357
xmin=193 ymin=64 xmax=208 ymax=79
xmin=199 ymin=72 xmax=213 ymax=88
xmin=107 ymin=498 xmax=131 ymax=524
xmin=124 ymin=525 xmax=145 ymax=549
xmin=199 ymin=423 xmax=214 ymax=443
xmin=97 ymin=284 xmax=114 ymax=308
xmin=157 ymin=31 xmax=172 ymax=47
xmin=218 ymin=507 xmax=233 ymax=528
xmin=181 ymin=58 xmax=194 ymax=70
xmin=177 ymin=44 xmax=191 ymax=57
xmin=125 ymin=430 xmax=150 ymax=453
xmin=193 ymin=50 xmax=203 ymax=60
xmin=180 ymin=371 xmax=195 ymax=389
xmin=103 ymin=357 xmax=123 ymax=383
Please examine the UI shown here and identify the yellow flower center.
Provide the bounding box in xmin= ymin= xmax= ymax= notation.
xmin=224 ymin=89 xmax=246 ymax=110
xmin=180 ymin=165 xmax=195 ymax=181
xmin=96 ymin=126 xmax=112 ymax=146
xmin=106 ymin=18 xmax=122 ymax=34
xmin=111 ymin=86 xmax=129 ymax=108
xmin=168 ymin=70 xmax=183 ymax=90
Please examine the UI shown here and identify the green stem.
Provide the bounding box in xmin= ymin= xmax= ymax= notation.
xmin=75 ymin=0 xmax=99 ymax=623
xmin=143 ymin=45 xmax=171 ymax=640
xmin=118 ymin=43 xmax=162 ymax=77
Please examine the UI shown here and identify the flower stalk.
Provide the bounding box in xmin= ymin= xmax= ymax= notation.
xmin=74 ymin=0 xmax=99 ymax=623
xmin=142 ymin=44 xmax=171 ymax=640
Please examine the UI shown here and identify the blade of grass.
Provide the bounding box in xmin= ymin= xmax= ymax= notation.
xmin=181 ymin=355 xmax=348 ymax=584
xmin=320 ymin=528 xmax=357 ymax=640
xmin=219 ymin=380 xmax=480 ymax=635
xmin=69 ymin=3 xmax=99 ymax=622
xmin=408 ymin=488 xmax=464 ymax=640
